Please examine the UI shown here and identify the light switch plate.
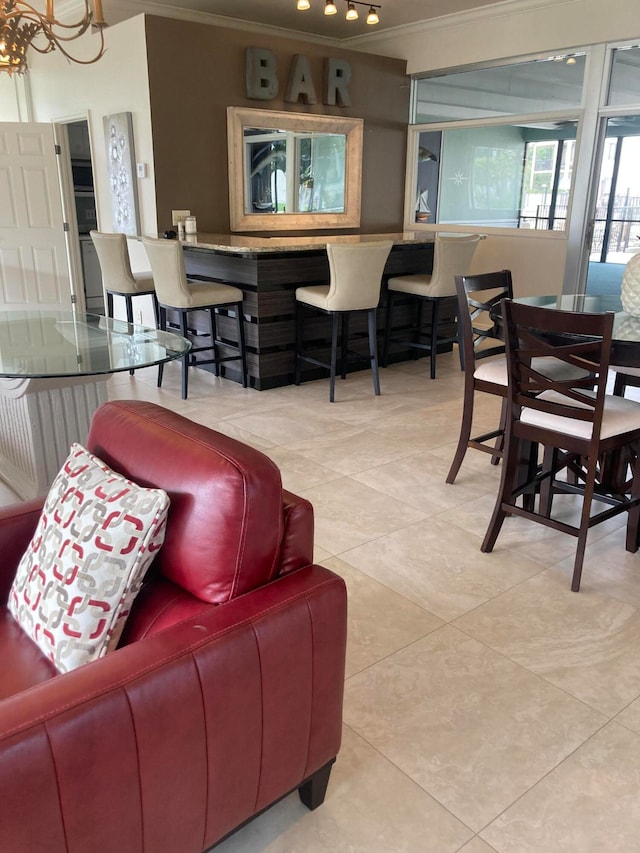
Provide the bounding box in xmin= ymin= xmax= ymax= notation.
xmin=172 ymin=209 xmax=191 ymax=225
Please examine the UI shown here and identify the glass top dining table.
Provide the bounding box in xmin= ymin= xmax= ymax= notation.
xmin=0 ymin=309 xmax=191 ymax=378
xmin=0 ymin=310 xmax=191 ymax=501
xmin=498 ymin=294 xmax=640 ymax=369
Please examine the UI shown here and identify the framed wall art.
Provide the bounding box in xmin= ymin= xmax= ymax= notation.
xmin=103 ymin=111 xmax=140 ymax=236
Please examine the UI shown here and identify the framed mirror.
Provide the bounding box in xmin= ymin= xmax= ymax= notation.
xmin=227 ymin=107 xmax=363 ymax=232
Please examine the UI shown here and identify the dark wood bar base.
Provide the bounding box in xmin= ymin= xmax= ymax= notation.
xmin=179 ymin=239 xmax=452 ymax=390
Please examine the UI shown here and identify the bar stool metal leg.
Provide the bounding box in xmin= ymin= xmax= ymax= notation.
xmin=157 ymin=306 xmax=167 ymax=388
xmin=382 ymin=289 xmax=394 ymax=368
xmin=329 ymin=314 xmax=339 ymax=403
xmin=180 ymin=311 xmax=189 ymax=400
xmin=368 ymin=308 xmax=381 ymax=396
xmin=235 ymin=302 xmax=248 ymax=388
xmin=124 ymin=295 xmax=135 ymax=375
xmin=340 ymin=314 xmax=349 ymax=380
xmin=430 ymin=298 xmax=441 ymax=379
xmin=294 ymin=301 xmax=303 ymax=386
xmin=209 ymin=307 xmax=220 ymax=377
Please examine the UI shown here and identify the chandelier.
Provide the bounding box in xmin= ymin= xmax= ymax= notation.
xmin=0 ymin=0 xmax=107 ymax=75
xmin=296 ymin=0 xmax=381 ymax=25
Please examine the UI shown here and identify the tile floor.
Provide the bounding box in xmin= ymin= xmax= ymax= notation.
xmin=107 ymin=353 xmax=640 ymax=853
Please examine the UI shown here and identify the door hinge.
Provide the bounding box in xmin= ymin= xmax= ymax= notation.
xmin=70 ymin=294 xmax=77 ymax=304
xmin=55 ymin=144 xmax=61 ymax=155
xmin=63 ymin=222 xmax=70 ymax=232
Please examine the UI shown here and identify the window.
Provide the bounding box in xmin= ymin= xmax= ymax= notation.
xmin=412 ymin=120 xmax=578 ymax=229
xmin=409 ymin=55 xmax=584 ymax=231
xmin=413 ymin=55 xmax=585 ymax=124
xmin=608 ymin=45 xmax=640 ymax=107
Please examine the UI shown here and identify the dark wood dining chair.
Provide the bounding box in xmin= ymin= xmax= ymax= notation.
xmin=446 ymin=271 xmax=591 ymax=485
xmin=481 ymin=299 xmax=640 ymax=592
xmin=446 ymin=270 xmax=512 ymax=484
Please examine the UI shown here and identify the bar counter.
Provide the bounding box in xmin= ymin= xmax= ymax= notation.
xmin=171 ymin=232 xmax=439 ymax=390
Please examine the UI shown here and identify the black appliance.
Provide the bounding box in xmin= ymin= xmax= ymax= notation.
xmin=71 ymin=159 xmax=93 ymax=191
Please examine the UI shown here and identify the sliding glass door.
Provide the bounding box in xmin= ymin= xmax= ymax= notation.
xmin=585 ymin=116 xmax=640 ymax=309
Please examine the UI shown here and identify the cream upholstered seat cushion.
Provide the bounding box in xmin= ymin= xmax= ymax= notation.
xmin=474 ymin=357 xmax=508 ymax=385
xmin=474 ymin=356 xmax=589 ymax=387
xmin=295 ymin=284 xmax=331 ymax=310
xmin=181 ymin=280 xmax=243 ymax=310
xmin=385 ymin=273 xmax=432 ymax=297
xmin=521 ymin=390 xmax=640 ymax=440
xmin=130 ymin=273 xmax=155 ymax=293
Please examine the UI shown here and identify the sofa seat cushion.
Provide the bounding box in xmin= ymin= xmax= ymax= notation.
xmin=0 ymin=608 xmax=57 ymax=700
xmin=119 ymin=575 xmax=213 ymax=644
xmin=9 ymin=444 xmax=170 ymax=674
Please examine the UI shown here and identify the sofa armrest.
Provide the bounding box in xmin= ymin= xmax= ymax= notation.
xmin=279 ymin=488 xmax=314 ymax=574
xmin=0 ymin=564 xmax=347 ymax=853
xmin=0 ymin=498 xmax=43 ymax=604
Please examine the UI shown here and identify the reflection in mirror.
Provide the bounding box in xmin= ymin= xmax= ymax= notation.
xmin=245 ymin=127 xmax=346 ymax=215
xmin=227 ymin=107 xmax=362 ymax=232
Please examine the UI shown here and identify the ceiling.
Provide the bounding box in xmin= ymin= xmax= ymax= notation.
xmin=108 ymin=0 xmax=513 ymax=42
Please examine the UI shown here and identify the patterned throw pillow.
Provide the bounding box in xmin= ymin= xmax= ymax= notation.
xmin=8 ymin=443 xmax=170 ymax=674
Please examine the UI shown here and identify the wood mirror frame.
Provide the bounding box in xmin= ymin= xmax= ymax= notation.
xmin=227 ymin=106 xmax=363 ymax=232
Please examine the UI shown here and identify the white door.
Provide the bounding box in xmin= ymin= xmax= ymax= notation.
xmin=0 ymin=122 xmax=72 ymax=311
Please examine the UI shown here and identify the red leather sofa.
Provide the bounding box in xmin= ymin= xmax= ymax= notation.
xmin=0 ymin=400 xmax=347 ymax=853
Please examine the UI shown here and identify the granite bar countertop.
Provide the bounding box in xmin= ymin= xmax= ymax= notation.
xmin=170 ymin=231 xmax=436 ymax=253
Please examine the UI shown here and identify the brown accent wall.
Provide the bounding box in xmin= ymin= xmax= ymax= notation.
xmin=144 ymin=16 xmax=409 ymax=235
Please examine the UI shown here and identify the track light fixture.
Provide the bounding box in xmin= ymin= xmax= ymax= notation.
xmin=366 ymin=6 xmax=379 ymax=24
xmin=297 ymin=0 xmax=382 ymax=25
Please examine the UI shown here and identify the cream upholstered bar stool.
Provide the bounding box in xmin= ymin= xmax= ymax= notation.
xmin=382 ymin=233 xmax=482 ymax=378
xmin=611 ymin=253 xmax=640 ymax=397
xmin=90 ymin=231 xmax=157 ymax=324
xmin=294 ymin=240 xmax=393 ymax=402
xmin=142 ymin=237 xmax=247 ymax=400
xmin=90 ymin=230 xmax=158 ymax=375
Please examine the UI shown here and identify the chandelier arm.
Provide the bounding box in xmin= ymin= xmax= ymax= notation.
xmin=2 ymin=0 xmax=95 ymax=25
xmin=0 ymin=1 xmax=107 ymax=73
xmin=5 ymin=14 xmax=93 ymax=35
xmin=30 ymin=27 xmax=105 ymax=63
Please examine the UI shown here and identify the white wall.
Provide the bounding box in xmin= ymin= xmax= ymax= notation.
xmin=470 ymin=232 xmax=568 ymax=297
xmin=0 ymin=77 xmax=22 ymax=122
xmin=365 ymin=0 xmax=640 ymax=73
xmin=27 ymin=15 xmax=156 ymax=275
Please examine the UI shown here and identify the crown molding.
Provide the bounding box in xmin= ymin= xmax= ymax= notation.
xmin=98 ymin=0 xmax=345 ymax=47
